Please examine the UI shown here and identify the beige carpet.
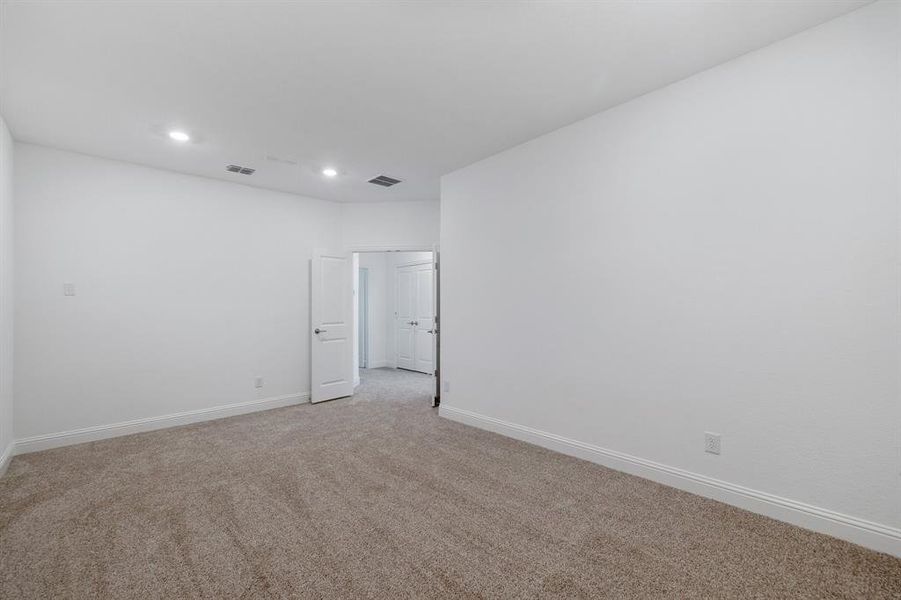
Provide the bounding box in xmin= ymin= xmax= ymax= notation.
xmin=1 ymin=368 xmax=899 ymax=599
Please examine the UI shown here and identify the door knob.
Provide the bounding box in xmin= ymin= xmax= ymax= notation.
xmin=314 ymin=328 xmax=326 ymax=334
xmin=408 ymin=321 xmax=416 ymax=326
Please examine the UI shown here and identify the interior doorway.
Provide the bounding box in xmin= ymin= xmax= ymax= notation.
xmin=352 ymin=250 xmax=438 ymax=404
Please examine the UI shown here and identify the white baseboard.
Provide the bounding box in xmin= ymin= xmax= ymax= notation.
xmin=0 ymin=442 xmax=12 ymax=477
xmin=439 ymin=404 xmax=901 ymax=558
xmin=14 ymin=392 xmax=310 ymax=456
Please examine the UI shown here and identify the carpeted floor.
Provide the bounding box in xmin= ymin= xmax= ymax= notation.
xmin=1 ymin=368 xmax=899 ymax=599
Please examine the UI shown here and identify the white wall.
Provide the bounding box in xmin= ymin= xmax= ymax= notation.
xmin=0 ymin=117 xmax=14 ymax=470
xmin=14 ymin=144 xmax=342 ymax=440
xmin=440 ymin=1 xmax=900 ymax=555
xmin=342 ymin=201 xmax=439 ymax=250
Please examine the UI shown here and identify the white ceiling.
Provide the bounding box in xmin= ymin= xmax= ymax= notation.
xmin=0 ymin=0 xmax=869 ymax=203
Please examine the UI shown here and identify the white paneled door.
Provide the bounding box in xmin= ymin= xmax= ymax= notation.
xmin=311 ymin=249 xmax=354 ymax=403
xmin=395 ymin=261 xmax=434 ymax=375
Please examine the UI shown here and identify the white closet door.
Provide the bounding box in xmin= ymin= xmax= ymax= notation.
xmin=395 ymin=262 xmax=434 ymax=375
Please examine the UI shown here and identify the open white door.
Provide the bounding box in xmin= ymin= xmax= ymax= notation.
xmin=311 ymin=249 xmax=354 ymax=403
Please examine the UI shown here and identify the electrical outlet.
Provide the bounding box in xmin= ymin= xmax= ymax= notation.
xmin=705 ymin=432 xmax=722 ymax=455
xmin=443 ymin=380 xmax=450 ymax=393
xmin=254 ymin=376 xmax=264 ymax=389
xmin=63 ymin=283 xmax=76 ymax=297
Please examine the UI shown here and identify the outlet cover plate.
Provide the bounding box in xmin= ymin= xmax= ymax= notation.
xmin=705 ymin=432 xmax=722 ymax=455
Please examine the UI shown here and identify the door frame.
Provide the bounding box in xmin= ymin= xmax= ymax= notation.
xmin=347 ymin=244 xmax=440 ymax=406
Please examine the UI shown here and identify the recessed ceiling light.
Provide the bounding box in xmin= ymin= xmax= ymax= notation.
xmin=322 ymin=167 xmax=338 ymax=177
xmin=168 ymin=131 xmax=190 ymax=142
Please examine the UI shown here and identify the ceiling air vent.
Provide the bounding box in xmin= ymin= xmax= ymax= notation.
xmin=368 ymin=174 xmax=402 ymax=187
xmin=226 ymin=164 xmax=256 ymax=175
